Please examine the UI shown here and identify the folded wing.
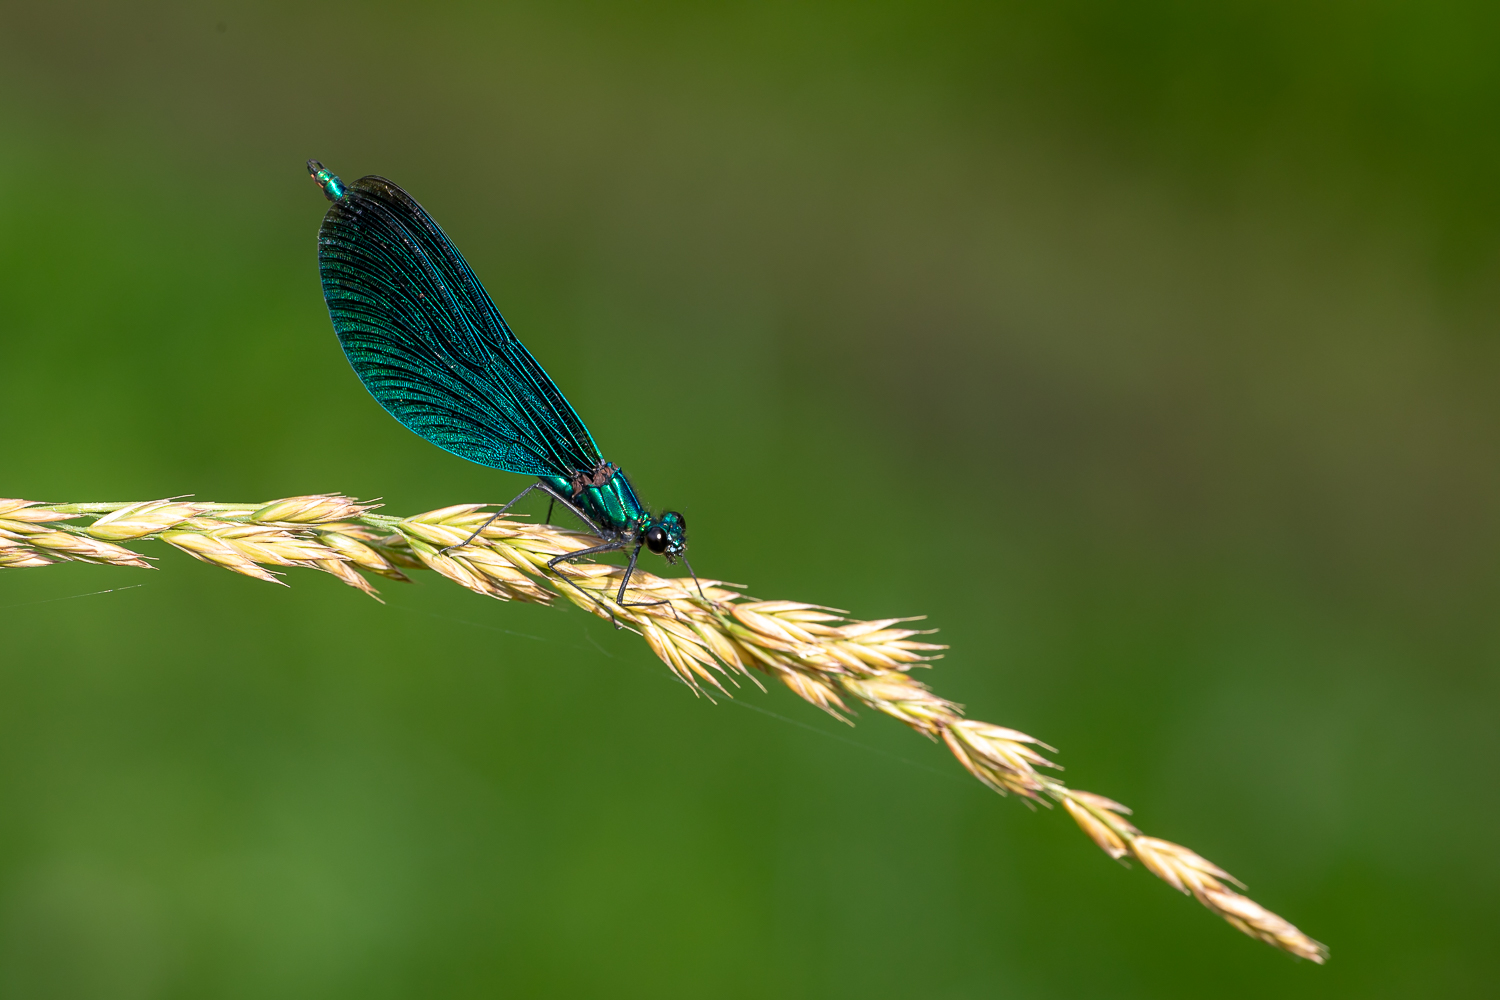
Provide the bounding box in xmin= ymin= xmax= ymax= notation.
xmin=317 ymin=175 xmax=600 ymax=477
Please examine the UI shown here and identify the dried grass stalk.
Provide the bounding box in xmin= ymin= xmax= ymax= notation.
xmin=2 ymin=493 xmax=1326 ymax=962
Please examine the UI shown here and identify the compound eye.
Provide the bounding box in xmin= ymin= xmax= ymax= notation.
xmin=645 ymin=525 xmax=668 ymax=554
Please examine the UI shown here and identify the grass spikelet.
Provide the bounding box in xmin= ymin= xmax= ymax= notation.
xmin=86 ymin=500 xmax=205 ymax=539
xmin=0 ymin=537 xmax=56 ymax=568
xmin=2 ymin=493 xmax=1326 ymax=963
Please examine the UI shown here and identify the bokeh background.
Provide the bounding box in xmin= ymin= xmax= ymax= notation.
xmin=2 ymin=2 xmax=1498 ymax=996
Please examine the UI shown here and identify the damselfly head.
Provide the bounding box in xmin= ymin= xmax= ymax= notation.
xmin=645 ymin=511 xmax=686 ymax=561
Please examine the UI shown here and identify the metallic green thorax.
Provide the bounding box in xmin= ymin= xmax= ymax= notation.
xmin=542 ymin=465 xmax=686 ymax=560
xmin=544 ymin=467 xmax=646 ymax=537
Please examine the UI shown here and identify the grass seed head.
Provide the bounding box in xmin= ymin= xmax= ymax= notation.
xmin=840 ymin=671 xmax=963 ymax=735
xmin=87 ymin=500 xmax=204 ymax=539
xmin=24 ymin=530 xmax=153 ymax=568
xmin=1062 ymin=795 xmax=1131 ymax=859
xmin=1200 ymin=887 xmax=1329 ymax=963
xmin=1 ymin=494 xmax=1328 ymax=962
xmin=317 ymin=529 xmax=398 ymax=572
xmin=314 ymin=557 xmax=382 ymax=598
xmin=0 ymin=537 xmax=56 ymax=567
xmin=0 ymin=501 xmax=82 ymax=524
xmin=250 ymin=494 xmax=379 ymax=523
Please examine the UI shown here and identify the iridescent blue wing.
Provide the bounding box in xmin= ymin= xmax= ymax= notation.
xmin=316 ymin=175 xmax=600 ymax=477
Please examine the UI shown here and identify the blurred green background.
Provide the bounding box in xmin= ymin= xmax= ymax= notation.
xmin=2 ymin=1 xmax=1498 ymax=996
